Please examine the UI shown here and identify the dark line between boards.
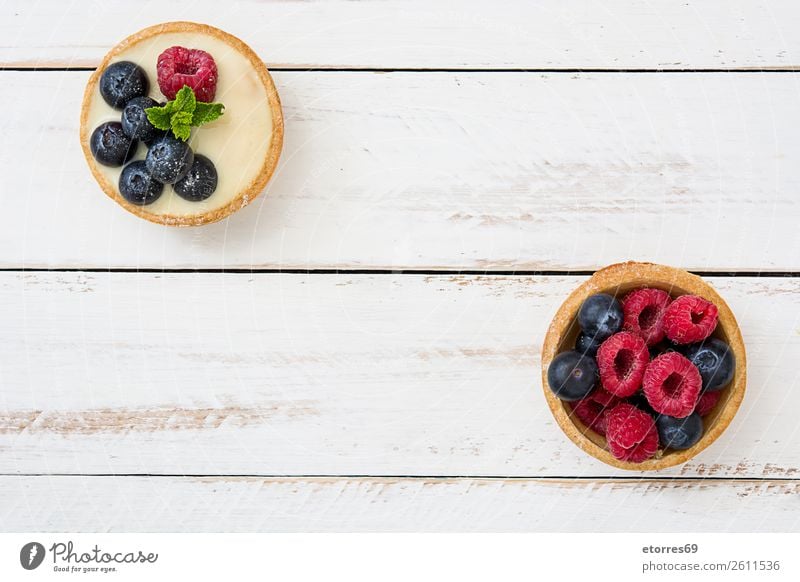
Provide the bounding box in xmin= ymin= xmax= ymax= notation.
xmin=1 ymin=268 xmax=799 ymax=278
xmin=3 ymin=66 xmax=800 ymax=74
xmin=1 ymin=474 xmax=798 ymax=482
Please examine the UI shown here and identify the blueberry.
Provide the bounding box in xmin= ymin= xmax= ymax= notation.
xmin=649 ymin=339 xmax=681 ymax=359
xmin=575 ymin=332 xmax=603 ymax=357
xmin=89 ymin=121 xmax=137 ymax=167
xmin=99 ymin=61 xmax=149 ymax=109
xmin=173 ymin=155 xmax=218 ymax=202
xmin=121 ymin=96 xmax=162 ymax=144
xmin=547 ymin=350 xmax=598 ymax=401
xmin=656 ymin=412 xmax=704 ymax=450
xmin=578 ymin=293 xmax=623 ymax=341
xmin=119 ymin=161 xmax=164 ymax=206
xmin=145 ymin=134 xmax=194 ymax=184
xmin=685 ymin=338 xmax=735 ymax=392
xmin=629 ymin=390 xmax=656 ymax=416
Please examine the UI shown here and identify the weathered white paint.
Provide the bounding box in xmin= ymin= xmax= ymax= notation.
xmin=2 ymin=3 xmax=799 ymax=533
xmin=2 ymin=72 xmax=800 ymax=270
xmin=1 ymin=1 xmax=799 ymax=70
xmin=2 ymin=476 xmax=798 ymax=532
xmin=0 ymin=272 xmax=797 ymax=478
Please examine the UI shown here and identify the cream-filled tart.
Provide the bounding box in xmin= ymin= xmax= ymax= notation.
xmin=80 ymin=22 xmax=283 ymax=226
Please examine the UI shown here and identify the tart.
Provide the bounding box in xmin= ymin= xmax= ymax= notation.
xmin=80 ymin=22 xmax=283 ymax=226
xmin=541 ymin=262 xmax=746 ymax=471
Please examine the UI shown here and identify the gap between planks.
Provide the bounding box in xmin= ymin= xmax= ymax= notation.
xmin=3 ymin=473 xmax=800 ymax=483
xmin=5 ymin=67 xmax=800 ymax=73
xmin=0 ymin=268 xmax=799 ymax=278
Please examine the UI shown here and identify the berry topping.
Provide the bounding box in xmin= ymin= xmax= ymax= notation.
xmin=643 ymin=352 xmax=702 ymax=418
xmin=695 ymin=390 xmax=722 ymax=416
xmin=655 ymin=412 xmax=704 ymax=450
xmin=589 ymin=386 xmax=619 ymax=408
xmin=89 ymin=121 xmax=137 ymax=167
xmin=570 ymin=387 xmax=620 ymax=435
xmin=145 ymin=134 xmax=194 ymax=184
xmin=684 ymin=338 xmax=735 ymax=392
xmin=121 ymin=96 xmax=163 ymax=144
xmin=663 ymin=295 xmax=719 ymax=344
xmin=571 ymin=399 xmax=609 ymax=435
xmin=622 ymin=288 xmax=671 ymax=346
xmin=628 ymin=390 xmax=656 ymax=416
xmin=157 ymin=46 xmax=218 ymax=102
xmin=648 ymin=339 xmax=680 ymax=360
xmin=578 ymin=293 xmax=624 ymax=342
xmin=547 ymin=350 xmax=598 ymax=402
xmin=99 ymin=61 xmax=149 ymax=109
xmin=173 ymin=154 xmax=218 ymax=202
xmin=575 ymin=332 xmax=603 ymax=357
xmin=605 ymin=403 xmax=659 ymax=462
xmin=596 ymin=331 xmax=649 ymax=397
xmin=118 ymin=161 xmax=164 ymax=206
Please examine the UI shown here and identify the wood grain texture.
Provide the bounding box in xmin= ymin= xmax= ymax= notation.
xmin=1 ymin=1 xmax=799 ymax=70
xmin=2 ymin=476 xmax=798 ymax=532
xmin=3 ymin=1 xmax=799 ymax=536
xmin=3 ymin=71 xmax=800 ymax=270
xmin=0 ymin=272 xmax=797 ymax=478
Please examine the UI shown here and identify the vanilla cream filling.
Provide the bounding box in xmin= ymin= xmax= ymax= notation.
xmin=86 ymin=31 xmax=274 ymax=217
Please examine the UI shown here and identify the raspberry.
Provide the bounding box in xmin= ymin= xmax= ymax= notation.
xmin=622 ymin=288 xmax=671 ymax=346
xmin=571 ymin=399 xmax=608 ymax=435
xmin=605 ymin=403 xmax=659 ymax=462
xmin=695 ymin=390 xmax=722 ymax=416
xmin=643 ymin=352 xmax=702 ymax=417
xmin=157 ymin=46 xmax=218 ymax=102
xmin=663 ymin=295 xmax=718 ymax=345
xmin=590 ymin=386 xmax=619 ymax=408
xmin=569 ymin=388 xmax=620 ymax=435
xmin=596 ymin=331 xmax=649 ymax=397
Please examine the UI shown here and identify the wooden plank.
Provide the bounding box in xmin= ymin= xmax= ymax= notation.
xmin=2 ymin=71 xmax=800 ymax=271
xmin=0 ymin=272 xmax=797 ymax=478
xmin=1 ymin=1 xmax=799 ymax=70
xmin=2 ymin=476 xmax=798 ymax=532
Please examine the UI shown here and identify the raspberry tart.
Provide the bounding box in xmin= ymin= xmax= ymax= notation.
xmin=541 ymin=262 xmax=746 ymax=470
xmin=80 ymin=22 xmax=283 ymax=226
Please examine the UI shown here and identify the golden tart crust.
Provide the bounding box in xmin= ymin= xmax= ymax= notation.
xmin=541 ymin=262 xmax=747 ymax=471
xmin=79 ymin=21 xmax=284 ymax=226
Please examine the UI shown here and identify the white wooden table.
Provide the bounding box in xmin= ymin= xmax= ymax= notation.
xmin=1 ymin=0 xmax=799 ymax=532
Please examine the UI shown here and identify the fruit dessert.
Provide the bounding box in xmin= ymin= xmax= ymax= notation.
xmin=541 ymin=262 xmax=746 ymax=470
xmin=80 ymin=22 xmax=283 ymax=226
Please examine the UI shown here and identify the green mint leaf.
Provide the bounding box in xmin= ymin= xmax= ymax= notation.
xmin=145 ymin=105 xmax=173 ymax=131
xmin=172 ymin=124 xmax=192 ymax=142
xmin=172 ymin=85 xmax=196 ymax=115
xmin=144 ymin=86 xmax=224 ymax=140
xmin=170 ymin=111 xmax=193 ymax=141
xmin=192 ymin=102 xmax=225 ymax=126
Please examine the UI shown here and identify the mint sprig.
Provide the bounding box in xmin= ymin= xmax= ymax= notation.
xmin=145 ymin=86 xmax=225 ymax=141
